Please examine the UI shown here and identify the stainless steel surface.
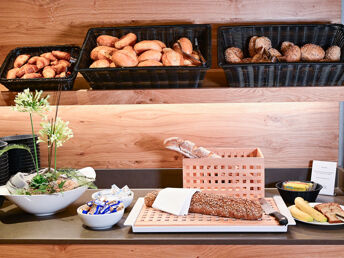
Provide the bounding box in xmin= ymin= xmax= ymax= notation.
xmin=259 ymin=198 xmax=275 ymax=214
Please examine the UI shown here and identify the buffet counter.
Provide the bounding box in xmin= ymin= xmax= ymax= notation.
xmin=0 ymin=189 xmax=344 ymax=257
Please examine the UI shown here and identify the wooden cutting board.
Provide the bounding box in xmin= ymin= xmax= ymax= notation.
xmin=125 ymin=197 xmax=292 ymax=232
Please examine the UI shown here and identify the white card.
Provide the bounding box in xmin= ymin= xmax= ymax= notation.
xmin=311 ymin=160 xmax=337 ymax=196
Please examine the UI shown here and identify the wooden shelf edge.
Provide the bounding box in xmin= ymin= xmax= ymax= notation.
xmin=1 ymin=86 xmax=344 ymax=106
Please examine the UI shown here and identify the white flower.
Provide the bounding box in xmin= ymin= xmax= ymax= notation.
xmin=38 ymin=117 xmax=73 ymax=148
xmin=13 ymin=88 xmax=50 ymax=115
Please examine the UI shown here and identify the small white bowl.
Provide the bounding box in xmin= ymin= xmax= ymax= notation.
xmin=92 ymin=189 xmax=134 ymax=208
xmin=77 ymin=205 xmax=124 ymax=230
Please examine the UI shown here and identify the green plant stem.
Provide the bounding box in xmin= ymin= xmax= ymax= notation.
xmin=47 ymin=139 xmax=51 ymax=172
xmin=54 ymin=142 xmax=57 ymax=172
xmin=29 ymin=113 xmax=39 ymax=174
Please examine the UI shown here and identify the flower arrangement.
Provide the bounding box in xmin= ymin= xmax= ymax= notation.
xmin=0 ymin=88 xmax=95 ymax=195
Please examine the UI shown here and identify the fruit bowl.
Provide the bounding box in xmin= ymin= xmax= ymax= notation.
xmin=276 ymin=181 xmax=322 ymax=204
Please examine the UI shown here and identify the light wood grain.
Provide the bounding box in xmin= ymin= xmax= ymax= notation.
xmin=0 ymin=0 xmax=340 ymax=65
xmin=2 ymin=85 xmax=344 ymax=105
xmin=0 ymin=68 xmax=227 ymax=93
xmin=0 ymin=244 xmax=344 ymax=258
xmin=0 ymin=102 xmax=338 ymax=169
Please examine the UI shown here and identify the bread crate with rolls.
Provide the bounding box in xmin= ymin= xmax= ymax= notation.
xmin=0 ymin=45 xmax=81 ymax=91
xmin=164 ymin=137 xmax=265 ymax=198
xmin=218 ymin=24 xmax=344 ymax=87
xmin=75 ymin=24 xmax=211 ymax=89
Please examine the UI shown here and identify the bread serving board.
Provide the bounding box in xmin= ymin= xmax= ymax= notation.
xmin=124 ymin=196 xmax=295 ymax=233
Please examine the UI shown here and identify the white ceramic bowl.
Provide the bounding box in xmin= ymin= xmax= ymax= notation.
xmin=5 ymin=185 xmax=87 ymax=216
xmin=77 ymin=205 xmax=124 ymax=230
xmin=92 ymin=189 xmax=134 ymax=208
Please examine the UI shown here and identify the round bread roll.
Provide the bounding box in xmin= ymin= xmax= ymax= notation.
xmin=225 ymin=47 xmax=243 ymax=63
xmin=281 ymin=41 xmax=294 ymax=54
xmin=284 ymin=45 xmax=301 ymax=62
xmin=268 ymin=48 xmax=282 ymax=58
xmin=325 ymin=45 xmax=341 ymax=61
xmin=249 ymin=36 xmax=258 ymax=57
xmin=301 ymin=44 xmax=325 ymax=61
xmin=255 ymin=36 xmax=271 ymax=50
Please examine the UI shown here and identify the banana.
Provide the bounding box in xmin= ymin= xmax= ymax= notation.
xmin=289 ymin=205 xmax=313 ymax=222
xmin=295 ymin=197 xmax=327 ymax=222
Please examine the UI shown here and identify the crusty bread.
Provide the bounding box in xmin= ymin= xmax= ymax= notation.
xmin=144 ymin=190 xmax=263 ymax=220
xmin=164 ymin=137 xmax=221 ymax=159
xmin=314 ymin=202 xmax=344 ymax=223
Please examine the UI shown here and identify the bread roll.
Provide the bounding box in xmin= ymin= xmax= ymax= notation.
xmin=144 ymin=190 xmax=263 ymax=220
xmin=164 ymin=137 xmax=221 ymax=158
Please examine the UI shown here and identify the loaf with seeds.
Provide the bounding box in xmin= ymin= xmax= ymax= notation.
xmin=144 ymin=190 xmax=263 ymax=220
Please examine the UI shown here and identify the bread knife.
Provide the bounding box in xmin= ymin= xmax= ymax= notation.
xmin=259 ymin=198 xmax=288 ymax=225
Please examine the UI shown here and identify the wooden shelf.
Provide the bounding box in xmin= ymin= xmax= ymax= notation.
xmin=1 ymin=86 xmax=344 ymax=106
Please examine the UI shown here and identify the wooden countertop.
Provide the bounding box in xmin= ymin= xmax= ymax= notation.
xmin=0 ymin=188 xmax=344 ymax=245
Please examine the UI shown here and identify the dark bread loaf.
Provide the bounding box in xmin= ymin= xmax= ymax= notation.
xmin=144 ymin=190 xmax=263 ymax=220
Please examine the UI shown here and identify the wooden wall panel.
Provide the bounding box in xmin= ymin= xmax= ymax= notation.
xmin=0 ymin=0 xmax=340 ymax=67
xmin=2 ymin=87 xmax=344 ymax=106
xmin=1 ymin=244 xmax=344 ymax=258
xmin=0 ymin=102 xmax=338 ymax=169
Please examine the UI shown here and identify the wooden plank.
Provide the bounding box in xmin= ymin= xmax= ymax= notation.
xmin=0 ymin=67 xmax=227 ymax=93
xmin=0 ymin=244 xmax=344 ymax=258
xmin=0 ymin=0 xmax=340 ymax=64
xmin=2 ymin=85 xmax=344 ymax=106
xmin=0 ymin=102 xmax=338 ymax=169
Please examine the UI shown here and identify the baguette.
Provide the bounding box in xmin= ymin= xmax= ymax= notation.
xmin=144 ymin=190 xmax=263 ymax=220
xmin=164 ymin=137 xmax=221 ymax=158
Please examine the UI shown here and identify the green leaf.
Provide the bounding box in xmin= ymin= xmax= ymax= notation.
xmin=0 ymin=144 xmax=31 ymax=156
xmin=30 ymin=174 xmax=49 ymax=190
xmin=0 ymin=144 xmax=36 ymax=169
xmin=58 ymin=181 xmax=66 ymax=189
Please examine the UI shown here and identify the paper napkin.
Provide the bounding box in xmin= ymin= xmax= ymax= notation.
xmin=152 ymin=188 xmax=200 ymax=216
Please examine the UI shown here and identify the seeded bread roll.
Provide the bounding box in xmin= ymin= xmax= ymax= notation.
xmin=144 ymin=190 xmax=263 ymax=220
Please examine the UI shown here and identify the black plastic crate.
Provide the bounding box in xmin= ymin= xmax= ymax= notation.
xmin=218 ymin=24 xmax=344 ymax=87
xmin=0 ymin=45 xmax=81 ymax=91
xmin=75 ymin=24 xmax=211 ymax=89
